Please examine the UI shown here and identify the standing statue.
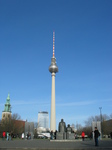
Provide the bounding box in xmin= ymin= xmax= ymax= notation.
xmin=58 ymin=119 xmax=66 ymax=132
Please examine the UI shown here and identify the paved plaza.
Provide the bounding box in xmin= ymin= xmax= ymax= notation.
xmin=0 ymin=139 xmax=112 ymax=150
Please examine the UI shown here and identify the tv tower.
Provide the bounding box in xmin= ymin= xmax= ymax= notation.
xmin=49 ymin=31 xmax=58 ymax=131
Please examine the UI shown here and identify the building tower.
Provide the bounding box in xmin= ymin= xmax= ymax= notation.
xmin=2 ymin=94 xmax=11 ymax=120
xmin=38 ymin=111 xmax=49 ymax=129
xmin=49 ymin=32 xmax=58 ymax=131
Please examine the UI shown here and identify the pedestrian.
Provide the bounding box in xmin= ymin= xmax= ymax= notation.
xmin=27 ymin=132 xmax=29 ymax=140
xmin=2 ymin=131 xmax=6 ymax=140
xmin=89 ymin=131 xmax=92 ymax=140
xmin=50 ymin=130 xmax=53 ymax=140
xmin=110 ymin=132 xmax=112 ymax=139
xmin=94 ymin=127 xmax=100 ymax=146
xmin=74 ymin=132 xmax=76 ymax=139
xmin=9 ymin=132 xmax=12 ymax=141
xmin=81 ymin=131 xmax=85 ymax=141
xmin=22 ymin=133 xmax=24 ymax=139
xmin=6 ymin=131 xmax=9 ymax=141
xmin=54 ymin=130 xmax=57 ymax=139
xmin=11 ymin=132 xmax=13 ymax=140
xmin=29 ymin=133 xmax=31 ymax=139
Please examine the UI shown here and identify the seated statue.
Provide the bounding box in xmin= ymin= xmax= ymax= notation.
xmin=66 ymin=124 xmax=72 ymax=133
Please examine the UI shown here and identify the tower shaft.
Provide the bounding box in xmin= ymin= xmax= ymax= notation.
xmin=49 ymin=31 xmax=58 ymax=132
xmin=50 ymin=72 xmax=56 ymax=131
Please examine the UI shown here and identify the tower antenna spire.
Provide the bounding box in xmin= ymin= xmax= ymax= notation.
xmin=53 ymin=31 xmax=55 ymax=57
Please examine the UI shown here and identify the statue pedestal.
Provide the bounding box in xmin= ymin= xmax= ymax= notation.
xmin=66 ymin=133 xmax=75 ymax=140
xmin=56 ymin=132 xmax=66 ymax=140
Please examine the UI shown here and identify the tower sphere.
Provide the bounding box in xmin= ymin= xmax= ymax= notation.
xmin=49 ymin=57 xmax=58 ymax=73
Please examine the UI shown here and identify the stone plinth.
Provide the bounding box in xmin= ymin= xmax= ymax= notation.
xmin=56 ymin=132 xmax=66 ymax=140
xmin=66 ymin=133 xmax=75 ymax=140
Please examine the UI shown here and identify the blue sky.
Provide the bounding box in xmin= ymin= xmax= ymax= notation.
xmin=0 ymin=0 xmax=112 ymax=129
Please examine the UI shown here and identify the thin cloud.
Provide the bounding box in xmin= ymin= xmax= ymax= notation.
xmin=11 ymin=100 xmax=50 ymax=106
xmin=57 ymin=115 xmax=89 ymax=121
xmin=11 ymin=98 xmax=112 ymax=106
xmin=101 ymin=99 xmax=112 ymax=102
xmin=56 ymin=100 xmax=95 ymax=107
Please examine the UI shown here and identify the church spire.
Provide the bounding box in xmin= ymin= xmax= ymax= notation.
xmin=4 ymin=93 xmax=11 ymax=112
xmin=2 ymin=94 xmax=12 ymax=120
xmin=7 ymin=93 xmax=10 ymax=102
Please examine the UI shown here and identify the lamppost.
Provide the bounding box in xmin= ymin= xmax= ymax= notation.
xmin=99 ymin=107 xmax=102 ymax=138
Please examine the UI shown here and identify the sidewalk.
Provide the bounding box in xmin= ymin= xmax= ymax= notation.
xmin=0 ymin=139 xmax=112 ymax=150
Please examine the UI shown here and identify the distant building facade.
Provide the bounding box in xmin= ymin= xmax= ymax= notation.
xmin=25 ymin=122 xmax=34 ymax=139
xmin=38 ymin=111 xmax=49 ymax=129
xmin=2 ymin=94 xmax=11 ymax=120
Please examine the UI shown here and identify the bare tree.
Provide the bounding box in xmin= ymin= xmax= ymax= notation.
xmin=110 ymin=113 xmax=112 ymax=119
xmin=84 ymin=116 xmax=96 ymax=127
xmin=84 ymin=114 xmax=112 ymax=136
xmin=102 ymin=114 xmax=110 ymax=121
xmin=84 ymin=114 xmax=110 ymax=127
xmin=0 ymin=113 xmax=23 ymax=137
xmin=11 ymin=113 xmax=21 ymax=120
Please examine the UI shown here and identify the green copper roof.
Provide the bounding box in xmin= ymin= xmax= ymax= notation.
xmin=3 ymin=94 xmax=11 ymax=112
xmin=7 ymin=93 xmax=10 ymax=100
xmin=6 ymin=93 xmax=10 ymax=104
